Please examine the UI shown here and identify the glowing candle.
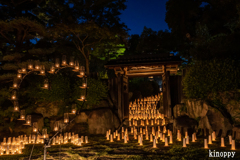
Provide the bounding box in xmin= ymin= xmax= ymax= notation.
xmin=153 ymin=139 xmax=157 ymax=148
xmin=192 ymin=134 xmax=195 ymax=142
xmin=229 ymin=135 xmax=232 ymax=145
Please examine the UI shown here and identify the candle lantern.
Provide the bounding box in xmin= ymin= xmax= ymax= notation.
xmin=33 ymin=122 xmax=38 ymax=132
xmin=17 ymin=70 xmax=22 ymax=79
xmin=54 ymin=121 xmax=59 ymax=131
xmin=42 ymin=79 xmax=49 ymax=89
xmin=28 ymin=60 xmax=33 ymax=70
xmin=13 ymin=78 xmax=18 ymax=89
xmin=42 ymin=128 xmax=48 ymax=138
xmin=35 ymin=61 xmax=40 ymax=70
xmin=229 ymin=135 xmax=232 ymax=145
xmin=26 ymin=115 xmax=31 ymax=125
xmin=62 ymin=55 xmax=67 ymax=66
xmin=80 ymin=78 xmax=87 ymax=89
xmin=183 ymin=138 xmax=187 ymax=147
xmin=11 ymin=90 xmax=17 ymax=100
xmin=77 ymin=66 xmax=85 ymax=78
xmin=72 ymin=61 xmax=79 ymax=72
xmin=49 ymin=64 xmax=55 ymax=74
xmin=39 ymin=65 xmax=45 ymax=75
xmin=69 ymin=56 xmax=74 ymax=66
xmin=64 ymin=113 xmax=69 ymax=123
xmin=13 ymin=101 xmax=19 ymax=112
xmin=55 ymin=58 xmax=60 ymax=68
xmin=71 ymin=104 xmax=77 ymax=114
xmin=78 ymin=89 xmax=86 ymax=101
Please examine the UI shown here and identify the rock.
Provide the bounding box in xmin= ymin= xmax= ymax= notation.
xmin=88 ymin=108 xmax=120 ymax=134
xmin=186 ymin=99 xmax=208 ymax=119
xmin=173 ymin=115 xmax=198 ymax=135
xmin=232 ymin=126 xmax=240 ymax=140
xmin=35 ymin=102 xmax=60 ymax=118
xmin=226 ymin=101 xmax=240 ymax=125
xmin=173 ymin=104 xmax=187 ymax=118
xmin=75 ymin=112 xmax=88 ymax=123
xmin=204 ymin=107 xmax=232 ymax=137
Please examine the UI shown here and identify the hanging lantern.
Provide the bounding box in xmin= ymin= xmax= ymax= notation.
xmin=26 ymin=115 xmax=31 ymax=125
xmin=77 ymin=66 xmax=85 ymax=78
xmin=11 ymin=90 xmax=17 ymax=100
xmin=80 ymin=78 xmax=87 ymax=89
xmin=54 ymin=121 xmax=59 ymax=131
xmin=12 ymin=77 xmax=18 ymax=89
xmin=71 ymin=104 xmax=77 ymax=114
xmin=33 ymin=122 xmax=38 ymax=132
xmin=42 ymin=79 xmax=49 ymax=89
xmin=13 ymin=101 xmax=19 ymax=112
xmin=39 ymin=65 xmax=45 ymax=75
xmin=17 ymin=69 xmax=22 ymax=79
xmin=35 ymin=61 xmax=40 ymax=70
xmin=42 ymin=128 xmax=48 ymax=138
xmin=19 ymin=110 xmax=25 ymax=120
xmin=21 ymin=67 xmax=27 ymax=74
xmin=62 ymin=55 xmax=67 ymax=66
xmin=48 ymin=64 xmax=55 ymax=74
xmin=73 ymin=61 xmax=79 ymax=72
xmin=69 ymin=56 xmax=74 ymax=66
xmin=64 ymin=113 xmax=69 ymax=123
xmin=78 ymin=90 xmax=86 ymax=101
xmin=55 ymin=58 xmax=60 ymax=68
xmin=28 ymin=60 xmax=34 ymax=70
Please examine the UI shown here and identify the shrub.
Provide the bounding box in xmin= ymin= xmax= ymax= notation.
xmin=183 ymin=59 xmax=240 ymax=99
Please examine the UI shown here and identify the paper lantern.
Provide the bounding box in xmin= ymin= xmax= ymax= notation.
xmin=183 ymin=138 xmax=186 ymax=147
xmin=162 ymin=134 xmax=165 ymax=142
xmin=26 ymin=115 xmax=31 ymax=125
xmin=192 ymin=134 xmax=195 ymax=142
xmin=85 ymin=136 xmax=88 ymax=143
xmin=212 ymin=131 xmax=216 ymax=141
xmin=165 ymin=137 xmax=168 ymax=146
xmin=186 ymin=136 xmax=189 ymax=144
xmin=169 ymin=134 xmax=173 ymax=144
xmin=124 ymin=135 xmax=127 ymax=143
xmin=221 ymin=137 xmax=225 ymax=147
xmin=64 ymin=113 xmax=69 ymax=123
xmin=204 ymin=139 xmax=208 ymax=149
xmin=231 ymin=140 xmax=236 ymax=150
xmin=13 ymin=101 xmax=19 ymax=112
xmin=208 ymin=135 xmax=212 ymax=144
xmin=62 ymin=55 xmax=67 ymax=66
xmin=229 ymin=135 xmax=232 ymax=145
xmin=153 ymin=139 xmax=157 ymax=148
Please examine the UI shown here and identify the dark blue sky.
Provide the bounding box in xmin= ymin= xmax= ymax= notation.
xmin=119 ymin=0 xmax=169 ymax=36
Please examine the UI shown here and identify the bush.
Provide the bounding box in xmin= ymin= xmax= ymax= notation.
xmin=183 ymin=59 xmax=240 ymax=99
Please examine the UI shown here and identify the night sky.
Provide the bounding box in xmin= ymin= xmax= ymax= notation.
xmin=119 ymin=0 xmax=169 ymax=36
